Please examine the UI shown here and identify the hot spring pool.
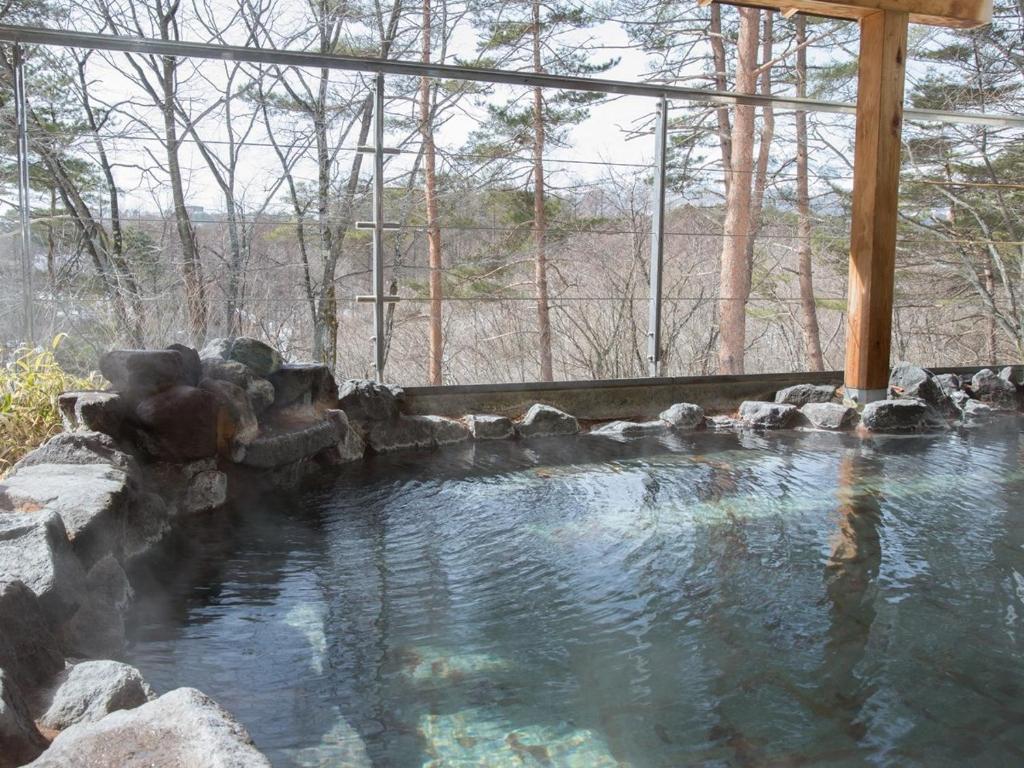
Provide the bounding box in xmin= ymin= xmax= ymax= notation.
xmin=126 ymin=425 xmax=1024 ymax=766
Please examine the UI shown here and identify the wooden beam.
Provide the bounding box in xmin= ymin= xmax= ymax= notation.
xmin=711 ymin=0 xmax=990 ymax=28
xmin=844 ymin=9 xmax=908 ymax=404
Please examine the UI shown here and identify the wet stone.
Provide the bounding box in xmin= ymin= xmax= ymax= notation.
xmin=738 ymin=401 xmax=798 ymax=429
xmin=972 ymin=368 xmax=1018 ymax=410
xmin=0 ymin=669 xmax=47 ymax=768
xmin=338 ymin=379 xmax=404 ymax=424
xmin=39 ymin=660 xmax=154 ymax=731
xmin=774 ymin=384 xmax=836 ymax=407
xmin=658 ymin=402 xmax=705 ymax=430
xmin=516 ymin=404 xmax=580 ymax=439
xmin=466 ymin=415 xmax=515 ymax=440
xmin=860 ymin=398 xmax=929 ymax=433
xmin=961 ymin=398 xmax=994 ymax=426
xmin=589 ymin=420 xmax=668 ymax=439
xmin=0 ymin=580 xmax=65 ymax=696
xmin=800 ymin=402 xmax=858 ymax=431
xmin=135 ymin=385 xmax=219 ymax=461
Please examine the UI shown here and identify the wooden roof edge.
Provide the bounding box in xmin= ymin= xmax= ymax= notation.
xmin=707 ymin=0 xmax=993 ymax=28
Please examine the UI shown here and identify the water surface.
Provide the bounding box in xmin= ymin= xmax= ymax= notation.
xmin=126 ymin=425 xmax=1024 ymax=766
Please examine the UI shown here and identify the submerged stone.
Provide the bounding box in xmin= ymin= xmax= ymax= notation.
xmin=589 ymin=420 xmax=668 ymax=439
xmin=738 ymin=401 xmax=798 ymax=429
xmin=774 ymin=384 xmax=836 ymax=407
xmin=28 ymin=687 xmax=271 ymax=767
xmin=517 ymin=404 xmax=579 ymax=439
xmin=466 ymin=414 xmax=515 ymax=440
xmin=658 ymin=402 xmax=705 ymax=430
xmin=0 ymin=669 xmax=47 ymax=768
xmin=860 ymin=399 xmax=929 ymax=433
xmin=800 ymin=402 xmax=858 ymax=431
xmin=39 ymin=660 xmax=154 ymax=731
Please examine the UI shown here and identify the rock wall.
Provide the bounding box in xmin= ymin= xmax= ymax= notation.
xmin=0 ymin=340 xmax=1021 ymax=766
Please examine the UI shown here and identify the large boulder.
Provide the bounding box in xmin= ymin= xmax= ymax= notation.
xmin=181 ymin=471 xmax=228 ymax=515
xmin=39 ymin=660 xmax=154 ymax=731
xmin=99 ymin=350 xmax=186 ymax=396
xmin=58 ymin=391 xmax=126 ymax=437
xmin=200 ymin=359 xmax=251 ymax=389
xmin=774 ymin=384 xmax=836 ymax=407
xmin=800 ymin=402 xmax=858 ymax=431
xmin=999 ymin=366 xmax=1023 ymax=387
xmin=516 ymin=404 xmax=579 ymax=439
xmin=971 ymin=368 xmax=1018 ymax=410
xmin=268 ymin=363 xmax=338 ymax=410
xmin=363 ymin=416 xmax=440 ymax=454
xmin=466 ymin=414 xmax=514 ymax=440
xmin=27 ymin=687 xmax=272 ymax=767
xmin=239 ymin=414 xmax=356 ymax=468
xmin=166 ymin=344 xmax=201 ymax=387
xmin=0 ymin=670 xmax=47 ymax=768
xmin=12 ymin=432 xmax=134 ymax=473
xmin=589 ymin=420 xmax=668 ymax=438
xmin=199 ymin=379 xmax=258 ymax=460
xmin=933 ymin=373 xmax=961 ymax=396
xmin=338 ymin=379 xmax=404 ymax=424
xmin=860 ymin=399 xmax=929 ymax=433
xmin=1 ymin=463 xmax=133 ymax=566
xmin=659 ymin=403 xmax=705 ymax=430
xmin=135 ymin=385 xmax=219 ymax=461
xmin=63 ymin=555 xmax=133 ymax=658
xmin=200 ymin=337 xmax=282 ymax=378
xmin=888 ymin=362 xmax=957 ymax=418
xmin=961 ymin=398 xmax=994 ymax=426
xmin=0 ymin=580 xmax=65 ymax=695
xmin=122 ymin=491 xmax=172 ymax=563
xmin=738 ymin=401 xmax=798 ymax=429
xmin=0 ymin=512 xmax=85 ymax=624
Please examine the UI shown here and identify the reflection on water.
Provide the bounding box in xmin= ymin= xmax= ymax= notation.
xmin=126 ymin=424 xmax=1024 ymax=767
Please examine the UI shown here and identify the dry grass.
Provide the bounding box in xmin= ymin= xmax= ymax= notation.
xmin=0 ymin=336 xmax=103 ymax=477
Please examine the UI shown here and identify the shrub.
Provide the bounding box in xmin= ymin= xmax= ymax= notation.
xmin=0 ymin=336 xmax=103 ymax=476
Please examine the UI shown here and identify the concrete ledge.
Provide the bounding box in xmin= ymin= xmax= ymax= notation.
xmin=401 ymin=366 xmax=987 ymax=420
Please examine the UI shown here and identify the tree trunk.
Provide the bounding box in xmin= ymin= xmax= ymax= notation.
xmin=795 ymin=15 xmax=824 ymax=371
xmin=743 ymin=14 xmax=774 ymax=283
xmin=716 ymin=8 xmax=759 ymax=375
xmin=532 ymin=0 xmax=553 ymax=381
xmin=709 ymin=4 xmax=732 ymax=195
xmin=421 ymin=0 xmax=444 ymax=385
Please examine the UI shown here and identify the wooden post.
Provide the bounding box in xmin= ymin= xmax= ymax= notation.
xmin=843 ymin=10 xmax=908 ymax=405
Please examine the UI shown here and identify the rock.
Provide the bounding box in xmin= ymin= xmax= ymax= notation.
xmin=516 ymin=404 xmax=580 ymax=439
xmin=738 ymin=401 xmax=798 ymax=429
xmin=1 ymin=463 xmax=132 ymax=566
xmin=181 ymin=471 xmax=228 ymax=515
xmin=200 ymin=359 xmax=251 ymax=388
xmin=200 ymin=337 xmax=282 ymax=378
xmin=12 ymin=432 xmax=134 ymax=473
xmin=961 ymin=399 xmax=994 ymax=426
xmin=934 ymin=373 xmax=961 ymax=396
xmin=325 ymin=410 xmax=366 ymax=462
xmin=658 ymin=403 xmax=705 ymax=430
xmin=774 ymin=384 xmax=836 ymax=407
xmin=999 ymin=366 xmax=1023 ymax=387
xmin=39 ymin=661 xmax=154 ymax=731
xmin=0 ymin=581 xmax=65 ymax=695
xmin=99 ymin=350 xmax=186 ymax=395
xmin=167 ymin=344 xmax=202 ymax=386
xmin=199 ymin=379 xmax=258 ymax=460
xmin=239 ymin=418 xmax=346 ymax=468
xmin=246 ymin=378 xmax=276 ymax=415
xmin=888 ymin=362 xmax=958 ymax=417
xmin=122 ymin=491 xmax=172 ymax=563
xmin=466 ymin=415 xmax=515 ymax=440
xmin=0 ymin=512 xmax=86 ymax=624
xmin=58 ymin=391 xmax=126 ymax=437
xmin=419 ymin=415 xmax=471 ymax=446
xmin=860 ymin=399 xmax=929 ymax=433
xmin=363 ymin=416 xmax=439 ymax=454
xmin=800 ymin=402 xmax=858 ymax=430
xmin=63 ymin=555 xmax=133 ymax=658
xmin=338 ymin=379 xmax=404 ymax=424
xmin=268 ymin=363 xmax=338 ymax=410
xmin=971 ymin=368 xmax=1018 ymax=410
xmin=589 ymin=420 xmax=668 ymax=438
xmin=707 ymin=415 xmax=741 ymax=430
xmin=28 ymin=687 xmax=272 ymax=767
xmin=135 ymin=385 xmax=219 ymax=461
xmin=0 ymin=670 xmax=47 ymax=768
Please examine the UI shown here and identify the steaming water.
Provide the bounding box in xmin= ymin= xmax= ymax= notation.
xmin=125 ymin=425 xmax=1024 ymax=767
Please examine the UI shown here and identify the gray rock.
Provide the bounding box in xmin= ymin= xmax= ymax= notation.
xmin=200 ymin=359 xmax=252 ymax=388
xmin=363 ymin=415 xmax=439 ymax=454
xmin=239 ymin=418 xmax=344 ymax=468
xmin=122 ymin=491 xmax=172 ymax=563
xmin=58 ymin=391 xmax=125 ymax=437
xmin=800 ymin=402 xmax=858 ymax=430
xmin=39 ymin=660 xmax=155 ymax=731
xmin=338 ymin=379 xmax=404 ymax=424
xmin=99 ymin=350 xmax=186 ymax=395
xmin=889 ymin=362 xmax=958 ymax=418
xmin=860 ymin=399 xmax=929 ymax=433
xmin=972 ymin=368 xmax=1018 ymax=410
xmin=466 ymin=414 xmax=515 ymax=440
xmin=12 ymin=432 xmax=134 ymax=473
xmin=325 ymin=410 xmax=366 ymax=462
xmin=707 ymin=415 xmax=741 ymax=431
xmin=934 ymin=373 xmax=961 ymax=396
xmin=28 ymin=687 xmax=272 ymax=767
xmin=0 ymin=670 xmax=47 ymax=768
xmin=0 ymin=580 xmax=65 ymax=695
xmin=419 ymin=416 xmax=470 ymax=446
xmin=658 ymin=403 xmax=705 ymax=430
xmin=589 ymin=420 xmax=668 ymax=439
xmin=181 ymin=471 xmax=228 ymax=515
xmin=199 ymin=379 xmax=258 ymax=460
xmin=136 ymin=385 xmax=219 ymax=461
xmin=269 ymin=363 xmax=338 ymax=410
xmin=961 ymin=398 xmax=994 ymax=426
xmin=200 ymin=337 xmax=282 ymax=378
xmin=0 ymin=512 xmax=86 ymax=624
xmin=999 ymin=366 xmax=1023 ymax=387
xmin=1 ymin=463 xmax=132 ymax=566
xmin=774 ymin=384 xmax=836 ymax=407
xmin=738 ymin=401 xmax=798 ymax=429
xmin=166 ymin=344 xmax=202 ymax=386
xmin=64 ymin=555 xmax=133 ymax=658
xmin=517 ymin=404 xmax=580 ymax=439
xmin=246 ymin=377 xmax=276 ymax=415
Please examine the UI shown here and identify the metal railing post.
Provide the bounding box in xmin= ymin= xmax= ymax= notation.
xmin=14 ymin=43 xmax=34 ymax=345
xmin=646 ymin=97 xmax=667 ymax=377
xmin=371 ymin=73 xmax=386 ymax=382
